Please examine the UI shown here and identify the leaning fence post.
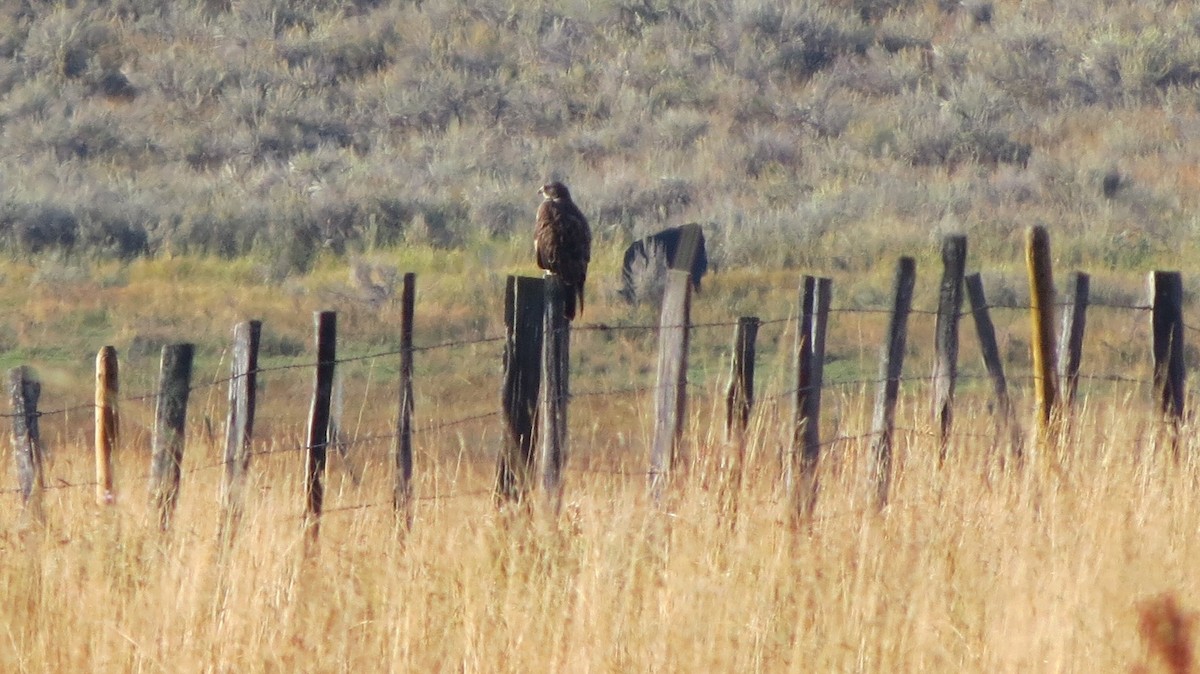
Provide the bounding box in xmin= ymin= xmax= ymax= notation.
xmin=1026 ymin=225 xmax=1058 ymax=445
xmin=149 ymin=344 xmax=195 ymax=531
xmin=1058 ymin=272 xmax=1090 ymax=408
xmin=304 ymin=311 xmax=337 ymax=545
xmin=95 ymin=347 xmax=119 ymax=506
xmin=220 ymin=320 xmax=261 ymax=538
xmin=541 ymin=275 xmax=571 ymax=515
xmin=933 ymin=235 xmax=967 ymax=459
xmin=650 ymin=270 xmax=692 ymax=505
xmin=394 ymin=273 xmax=416 ymax=527
xmin=965 ymin=274 xmax=1023 ymax=463
xmin=10 ymin=366 xmax=43 ymax=515
xmin=496 ymin=276 xmax=544 ymax=505
xmin=871 ymin=258 xmax=916 ymax=510
xmin=1151 ymin=271 xmax=1186 ymax=428
xmin=794 ymin=277 xmax=831 ymax=519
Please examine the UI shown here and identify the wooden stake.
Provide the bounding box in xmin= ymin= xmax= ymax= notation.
xmin=1151 ymin=271 xmax=1186 ymax=423
xmin=10 ymin=366 xmax=43 ymax=513
xmin=650 ymin=270 xmax=692 ymax=504
xmin=795 ymin=277 xmax=831 ymax=518
xmin=394 ymin=273 xmax=416 ymax=527
xmin=965 ymin=274 xmax=1023 ymax=463
xmin=304 ymin=311 xmax=336 ymax=544
xmin=725 ymin=317 xmax=759 ymax=443
xmin=933 ymin=235 xmax=967 ymax=458
xmin=149 ymin=344 xmax=195 ymax=531
xmin=1026 ymin=226 xmax=1058 ymax=442
xmin=541 ymin=274 xmax=570 ymax=515
xmin=1058 ymin=272 xmax=1090 ymax=408
xmin=871 ymin=258 xmax=916 ymax=510
xmin=95 ymin=346 xmax=119 ymax=506
xmin=496 ymin=276 xmax=544 ymax=505
xmin=220 ymin=321 xmax=261 ymax=536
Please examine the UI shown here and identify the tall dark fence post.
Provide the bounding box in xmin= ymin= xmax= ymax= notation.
xmin=965 ymin=274 xmax=1023 ymax=463
xmin=149 ymin=344 xmax=195 ymax=531
xmin=1058 ymin=272 xmax=1090 ymax=408
xmin=10 ymin=366 xmax=43 ymax=514
xmin=650 ymin=270 xmax=692 ymax=505
xmin=304 ymin=311 xmax=336 ymax=545
xmin=1026 ymin=225 xmax=1058 ymax=445
xmin=220 ymin=320 xmax=261 ymax=538
xmin=1151 ymin=271 xmax=1186 ymax=430
xmin=394 ymin=273 xmax=416 ymax=527
xmin=725 ymin=317 xmax=759 ymax=443
xmin=933 ymin=235 xmax=967 ymax=459
xmin=541 ymin=275 xmax=570 ymax=515
xmin=791 ymin=276 xmax=816 ymax=487
xmin=95 ymin=347 xmax=119 ymax=506
xmin=496 ymin=276 xmax=544 ymax=505
xmin=793 ymin=277 xmax=831 ymax=519
xmin=871 ymin=258 xmax=916 ymax=510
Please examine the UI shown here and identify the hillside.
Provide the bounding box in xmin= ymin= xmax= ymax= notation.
xmin=2 ymin=0 xmax=1199 ymax=275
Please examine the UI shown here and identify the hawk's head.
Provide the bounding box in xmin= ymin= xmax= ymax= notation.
xmin=539 ymin=181 xmax=571 ymax=201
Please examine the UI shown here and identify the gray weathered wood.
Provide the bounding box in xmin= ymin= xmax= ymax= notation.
xmin=304 ymin=311 xmax=337 ymax=543
xmin=95 ymin=346 xmax=119 ymax=506
xmin=795 ymin=277 xmax=832 ymax=518
xmin=871 ymin=258 xmax=916 ymax=510
xmin=650 ymin=270 xmax=692 ymax=503
xmin=149 ymin=344 xmax=195 ymax=531
xmin=220 ymin=320 xmax=261 ymax=534
xmin=394 ymin=273 xmax=416 ymax=526
xmin=10 ymin=366 xmax=43 ymax=509
xmin=541 ymin=274 xmax=570 ymax=514
xmin=965 ymin=273 xmax=1023 ymax=462
xmin=1058 ymin=272 xmax=1090 ymax=407
xmin=669 ymin=223 xmax=704 ymax=283
xmin=725 ymin=316 xmax=759 ymax=443
xmin=496 ymin=276 xmax=544 ymax=504
xmin=791 ymin=276 xmax=816 ymax=486
xmin=933 ymin=235 xmax=967 ymax=458
xmin=1151 ymin=271 xmax=1186 ymax=422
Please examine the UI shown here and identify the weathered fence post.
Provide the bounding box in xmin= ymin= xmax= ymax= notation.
xmin=95 ymin=347 xmax=119 ymax=506
xmin=394 ymin=273 xmax=416 ymax=527
xmin=793 ymin=277 xmax=831 ymax=519
xmin=220 ymin=320 xmax=261 ymax=537
xmin=965 ymin=274 xmax=1023 ymax=463
xmin=871 ymin=258 xmax=916 ymax=510
xmin=1026 ymin=225 xmax=1058 ymax=444
xmin=496 ymin=276 xmax=544 ymax=505
xmin=304 ymin=311 xmax=337 ymax=545
xmin=650 ymin=270 xmax=692 ymax=504
xmin=149 ymin=344 xmax=195 ymax=531
xmin=1058 ymin=272 xmax=1090 ymax=408
xmin=670 ymin=223 xmax=704 ymax=280
xmin=933 ymin=235 xmax=967 ymax=459
xmin=1151 ymin=271 xmax=1186 ymax=429
xmin=791 ymin=276 xmax=816 ymax=486
xmin=10 ymin=366 xmax=43 ymax=514
xmin=541 ymin=275 xmax=570 ymax=515
xmin=725 ymin=317 xmax=760 ymax=443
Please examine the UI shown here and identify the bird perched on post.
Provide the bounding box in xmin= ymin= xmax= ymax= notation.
xmin=534 ymin=181 xmax=592 ymax=320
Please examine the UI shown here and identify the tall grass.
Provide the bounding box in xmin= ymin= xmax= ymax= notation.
xmin=1 ymin=389 xmax=1196 ymax=672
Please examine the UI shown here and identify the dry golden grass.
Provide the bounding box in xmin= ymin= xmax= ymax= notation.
xmin=1 ymin=387 xmax=1197 ymax=673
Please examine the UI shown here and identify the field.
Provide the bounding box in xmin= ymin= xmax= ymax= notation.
xmin=4 ymin=0 xmax=1200 ymax=671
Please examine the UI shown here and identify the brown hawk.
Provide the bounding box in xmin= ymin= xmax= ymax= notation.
xmin=535 ymin=181 xmax=592 ymax=320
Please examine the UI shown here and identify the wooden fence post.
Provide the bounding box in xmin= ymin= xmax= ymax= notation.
xmin=1026 ymin=225 xmax=1058 ymax=443
xmin=1058 ymin=272 xmax=1090 ymax=408
xmin=650 ymin=270 xmax=692 ymax=504
xmin=149 ymin=344 xmax=195 ymax=531
xmin=10 ymin=366 xmax=43 ymax=514
xmin=220 ymin=320 xmax=261 ymax=537
xmin=791 ymin=276 xmax=816 ymax=487
xmin=871 ymin=257 xmax=916 ymax=510
xmin=541 ymin=275 xmax=570 ymax=515
xmin=794 ymin=277 xmax=831 ymax=519
xmin=725 ymin=317 xmax=759 ymax=443
xmin=670 ymin=223 xmax=704 ymax=283
xmin=496 ymin=276 xmax=544 ymax=505
xmin=95 ymin=347 xmax=118 ymax=506
xmin=394 ymin=272 xmax=416 ymax=527
xmin=304 ymin=311 xmax=337 ymax=544
xmin=933 ymin=235 xmax=967 ymax=459
xmin=1151 ymin=271 xmax=1186 ymax=426
xmin=965 ymin=273 xmax=1023 ymax=463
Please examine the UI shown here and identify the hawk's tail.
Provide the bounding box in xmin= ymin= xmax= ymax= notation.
xmin=563 ymin=283 xmax=584 ymax=321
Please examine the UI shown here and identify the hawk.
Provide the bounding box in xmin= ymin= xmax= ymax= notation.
xmin=535 ymin=181 xmax=592 ymax=320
